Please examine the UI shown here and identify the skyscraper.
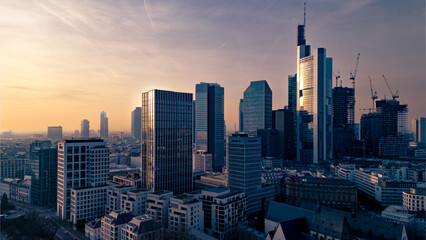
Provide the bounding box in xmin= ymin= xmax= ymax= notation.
xmin=412 ymin=117 xmax=426 ymax=145
xmin=296 ymin=19 xmax=333 ymax=164
xmin=194 ymin=82 xmax=225 ymax=171
xmin=30 ymin=145 xmax=57 ymax=207
xmin=57 ymin=139 xmax=110 ymax=223
xmin=227 ymin=133 xmax=274 ymax=214
xmin=141 ymin=89 xmax=193 ymax=195
xmin=288 ymin=74 xmax=297 ymax=115
xmin=239 ymin=99 xmax=244 ymax=132
xmin=47 ymin=126 xmax=62 ymax=142
xmin=333 ymin=87 xmax=355 ymax=158
xmin=241 ymin=80 xmax=272 ymax=136
xmin=81 ymin=119 xmax=90 ymax=138
xmin=273 ymin=109 xmax=295 ymax=160
xmin=100 ymin=111 xmax=108 ymax=139
xmin=131 ymin=107 xmax=141 ymax=139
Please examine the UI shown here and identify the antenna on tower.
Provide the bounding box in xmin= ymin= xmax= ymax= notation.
xmin=304 ymin=2 xmax=306 ymax=26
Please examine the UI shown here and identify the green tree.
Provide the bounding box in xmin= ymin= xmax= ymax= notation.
xmin=1 ymin=193 xmax=15 ymax=214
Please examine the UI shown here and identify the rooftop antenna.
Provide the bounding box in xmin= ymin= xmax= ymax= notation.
xmin=304 ymin=2 xmax=306 ymax=26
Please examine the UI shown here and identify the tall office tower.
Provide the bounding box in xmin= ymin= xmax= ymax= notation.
xmin=30 ymin=145 xmax=57 ymax=207
xmin=227 ymin=133 xmax=274 ymax=214
xmin=194 ymin=83 xmax=225 ymax=171
xmin=412 ymin=117 xmax=426 ymax=146
xmin=81 ymin=119 xmax=90 ymax=138
xmin=296 ymin=16 xmax=333 ymax=164
xmin=141 ymin=90 xmax=193 ymax=195
xmin=361 ymin=99 xmax=408 ymax=156
xmin=239 ymin=99 xmax=244 ymax=132
xmin=288 ymin=75 xmax=297 ymax=115
xmin=333 ymin=87 xmax=355 ymax=158
xmin=100 ymin=111 xmax=108 ymax=139
xmin=131 ymin=107 xmax=141 ymax=139
xmin=241 ymin=80 xmax=272 ymax=136
xmin=47 ymin=126 xmax=63 ymax=142
xmin=273 ymin=109 xmax=295 ymax=160
xmin=57 ymin=139 xmax=110 ymax=224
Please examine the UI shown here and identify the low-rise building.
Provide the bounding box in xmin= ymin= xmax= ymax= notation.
xmin=101 ymin=211 xmax=134 ymax=240
xmin=112 ymin=172 xmax=142 ymax=188
xmin=403 ymin=188 xmax=426 ymax=211
xmin=121 ymin=214 xmax=162 ymax=240
xmin=147 ymin=191 xmax=173 ymax=228
xmin=106 ymin=185 xmax=136 ymax=214
xmin=376 ymin=180 xmax=417 ymax=206
xmin=168 ymin=194 xmax=203 ymax=234
xmin=121 ymin=188 xmax=151 ymax=216
xmin=9 ymin=178 xmax=31 ymax=203
xmin=201 ymin=188 xmax=248 ymax=240
xmin=70 ymin=185 xmax=110 ymax=225
xmin=85 ymin=218 xmax=102 ymax=240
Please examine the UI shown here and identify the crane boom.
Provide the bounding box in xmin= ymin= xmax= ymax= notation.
xmin=333 ymin=71 xmax=340 ymax=87
xmin=382 ymin=75 xmax=399 ymax=100
xmin=350 ymin=53 xmax=360 ymax=89
xmin=369 ymin=76 xmax=377 ymax=111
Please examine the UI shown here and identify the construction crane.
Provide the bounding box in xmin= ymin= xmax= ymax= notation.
xmin=349 ymin=53 xmax=360 ymax=89
xmin=369 ymin=76 xmax=378 ymax=112
xmin=382 ymin=75 xmax=399 ymax=100
xmin=333 ymin=71 xmax=340 ymax=87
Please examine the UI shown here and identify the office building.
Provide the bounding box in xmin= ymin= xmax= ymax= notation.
xmin=194 ymin=82 xmax=225 ymax=171
xmin=9 ymin=178 xmax=31 ymax=203
xmin=256 ymin=128 xmax=278 ymax=157
xmin=412 ymin=117 xmax=426 ymax=146
xmin=379 ymin=135 xmax=409 ymax=157
xmin=273 ymin=109 xmax=295 ymax=160
xmin=227 ymin=133 xmax=274 ymax=214
xmin=131 ymin=107 xmax=141 ymax=139
xmin=403 ymin=188 xmax=426 ymax=212
xmin=121 ymin=214 xmax=163 ymax=240
xmin=193 ymin=150 xmax=213 ymax=172
xmin=121 ymin=188 xmax=151 ymax=216
xmin=296 ymin=19 xmax=333 ymax=164
xmin=141 ymin=90 xmax=193 ymax=195
xmin=361 ymin=99 xmax=408 ymax=156
xmin=147 ymin=190 xmax=173 ymax=228
xmin=100 ymin=111 xmax=108 ymax=139
xmin=101 ymin=211 xmax=133 ymax=240
xmin=168 ymin=194 xmax=203 ymax=234
xmin=30 ymin=146 xmax=57 ymax=207
xmin=288 ymin=75 xmax=297 ymax=116
xmin=201 ymin=188 xmax=247 ymax=240
xmin=81 ymin=119 xmax=90 ymax=138
xmin=47 ymin=126 xmax=62 ymax=142
xmin=333 ymin=87 xmax=355 ymax=158
xmin=240 ymin=80 xmax=272 ymax=135
xmin=285 ymin=176 xmax=357 ymax=211
xmin=106 ymin=185 xmax=136 ymax=214
xmin=112 ymin=173 xmax=142 ymax=188
xmin=239 ymin=99 xmax=244 ymax=132
xmin=0 ymin=158 xmax=25 ymax=179
xmin=57 ymin=139 xmax=110 ymax=224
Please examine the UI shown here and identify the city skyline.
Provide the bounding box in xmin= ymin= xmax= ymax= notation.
xmin=1 ymin=0 xmax=425 ymax=132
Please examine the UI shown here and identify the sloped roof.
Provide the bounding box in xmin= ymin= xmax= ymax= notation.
xmin=266 ymin=201 xmax=313 ymax=225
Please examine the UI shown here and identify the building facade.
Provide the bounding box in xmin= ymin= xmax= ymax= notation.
xmin=240 ymin=80 xmax=272 ymax=136
xmin=47 ymin=126 xmax=63 ymax=142
xmin=100 ymin=111 xmax=108 ymax=139
xmin=81 ymin=119 xmax=90 ymax=138
xmin=141 ymin=90 xmax=193 ymax=195
xmin=101 ymin=211 xmax=133 ymax=240
xmin=30 ymin=146 xmax=57 ymax=207
xmin=146 ymin=191 xmax=173 ymax=228
xmin=168 ymin=194 xmax=204 ymax=234
xmin=333 ymin=87 xmax=355 ymax=158
xmin=131 ymin=107 xmax=142 ymax=139
xmin=403 ymin=188 xmax=425 ymax=212
xmin=121 ymin=214 xmax=163 ymax=240
xmin=194 ymin=82 xmax=225 ymax=171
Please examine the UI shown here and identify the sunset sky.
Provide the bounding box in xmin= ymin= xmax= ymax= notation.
xmin=1 ymin=0 xmax=424 ymax=133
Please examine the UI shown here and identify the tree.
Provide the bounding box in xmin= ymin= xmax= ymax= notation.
xmin=1 ymin=193 xmax=15 ymax=214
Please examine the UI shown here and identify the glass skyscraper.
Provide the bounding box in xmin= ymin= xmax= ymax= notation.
xmin=240 ymin=80 xmax=272 ymax=136
xmin=296 ymin=22 xmax=333 ymax=164
xmin=141 ymin=89 xmax=193 ymax=195
xmin=30 ymin=145 xmax=57 ymax=207
xmin=131 ymin=107 xmax=141 ymax=139
xmin=100 ymin=111 xmax=108 ymax=139
xmin=227 ymin=133 xmax=274 ymax=214
xmin=194 ymin=82 xmax=225 ymax=171
xmin=81 ymin=119 xmax=90 ymax=139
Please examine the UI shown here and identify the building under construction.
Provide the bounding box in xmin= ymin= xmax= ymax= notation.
xmin=333 ymin=87 xmax=355 ymax=158
xmin=361 ymin=99 xmax=408 ymax=156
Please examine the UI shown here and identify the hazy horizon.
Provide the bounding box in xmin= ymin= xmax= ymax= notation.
xmin=1 ymin=0 xmax=425 ymax=133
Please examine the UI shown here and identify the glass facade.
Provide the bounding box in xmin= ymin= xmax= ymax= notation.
xmin=131 ymin=107 xmax=142 ymax=139
xmin=141 ymin=90 xmax=193 ymax=195
xmin=30 ymin=146 xmax=57 ymax=207
xmin=241 ymin=80 xmax=272 ymax=136
xmin=100 ymin=111 xmax=108 ymax=139
xmin=195 ymin=83 xmax=225 ymax=171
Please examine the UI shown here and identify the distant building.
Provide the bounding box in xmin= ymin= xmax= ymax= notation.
xmin=100 ymin=111 xmax=108 ymax=139
xmin=47 ymin=126 xmax=62 ymax=142
xmin=141 ymin=90 xmax=193 ymax=195
xmin=227 ymin=133 xmax=274 ymax=214
xmin=193 ymin=150 xmax=213 ymax=172
xmin=121 ymin=214 xmax=163 ymax=240
xmin=379 ymin=135 xmax=409 ymax=157
xmin=168 ymin=194 xmax=204 ymax=234
xmin=9 ymin=178 xmax=31 ymax=203
xmin=257 ymin=128 xmax=278 ymax=158
xmin=273 ymin=109 xmax=295 ymax=160
xmin=147 ymin=190 xmax=173 ymax=228
xmin=57 ymin=139 xmax=110 ymax=224
xmin=0 ymin=158 xmax=25 ymax=179
xmin=131 ymin=107 xmax=141 ymax=139
xmin=81 ymin=119 xmax=90 ymax=138
xmin=201 ymin=188 xmax=248 ymax=240
xmin=333 ymin=87 xmax=355 ymax=158
xmin=112 ymin=173 xmax=142 ymax=188
xmin=30 ymin=146 xmax=57 ymax=207
xmin=194 ymin=82 xmax=225 ymax=171
xmin=240 ymin=80 xmax=272 ymax=135
xmin=412 ymin=117 xmax=426 ymax=146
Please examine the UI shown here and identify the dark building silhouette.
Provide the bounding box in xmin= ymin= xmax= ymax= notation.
xmin=333 ymin=87 xmax=355 ymax=158
xmin=131 ymin=107 xmax=141 ymax=139
xmin=273 ymin=109 xmax=295 ymax=160
xmin=257 ymin=128 xmax=278 ymax=158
